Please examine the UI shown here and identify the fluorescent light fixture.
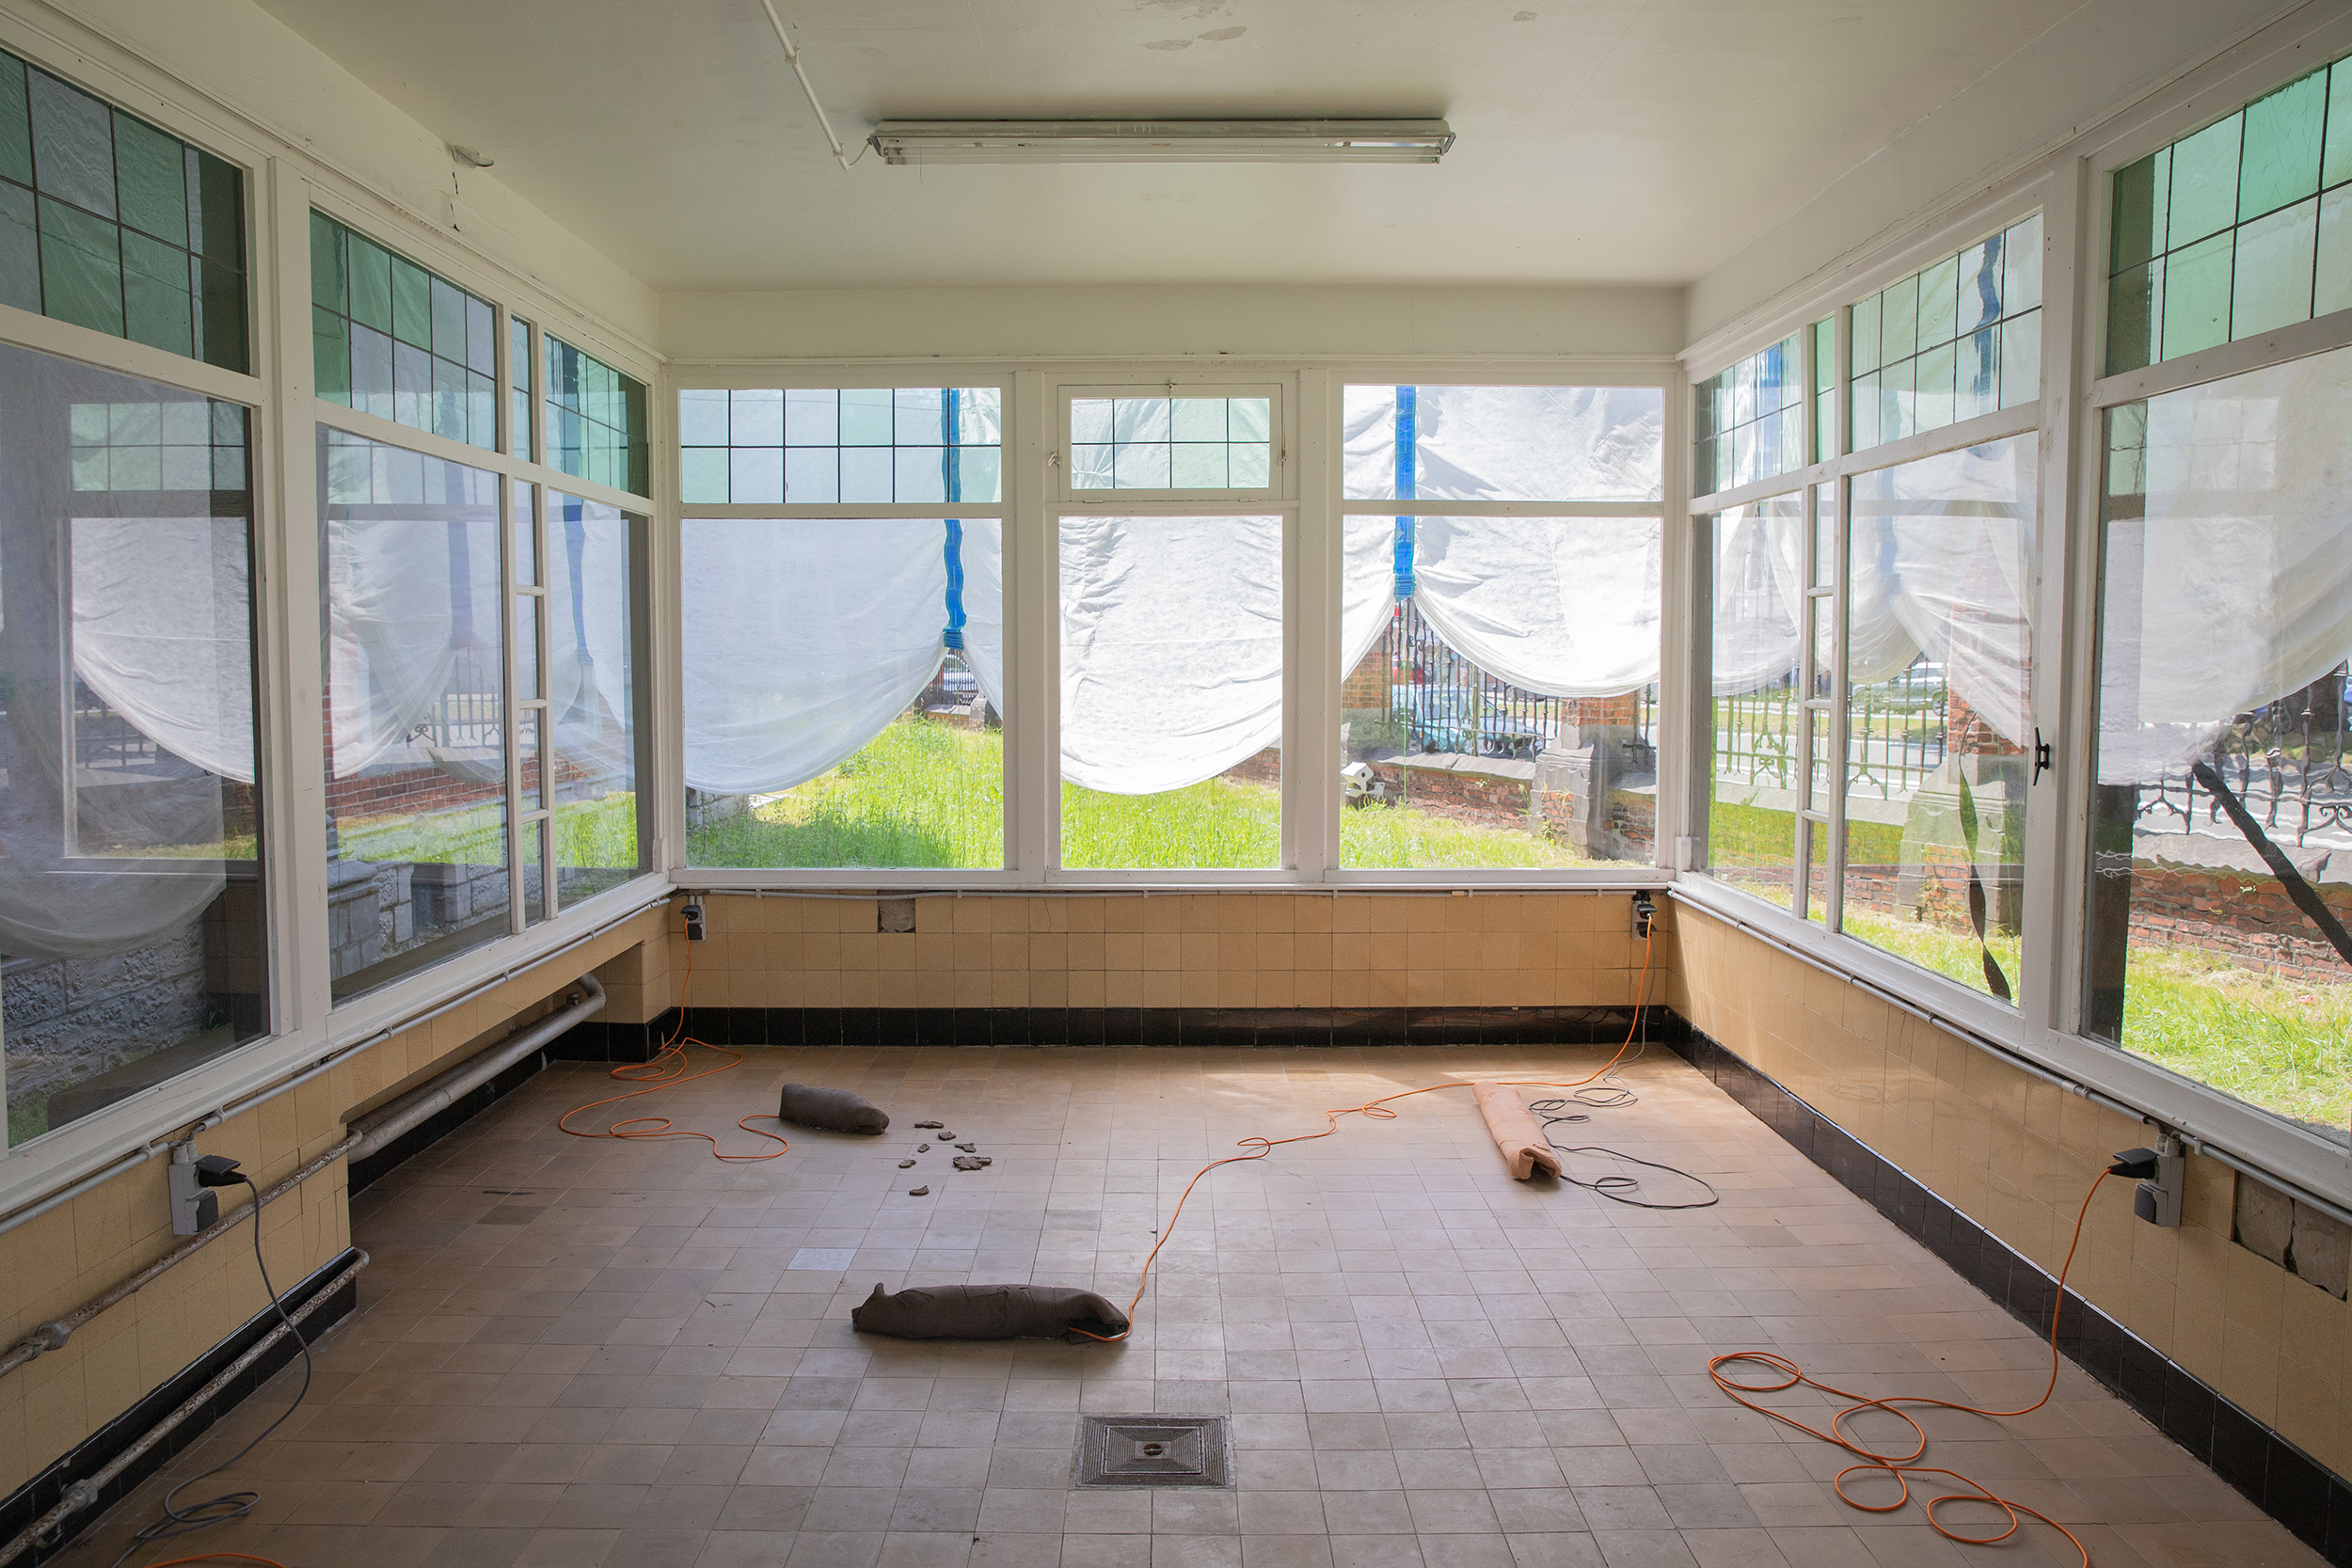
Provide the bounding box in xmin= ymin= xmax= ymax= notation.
xmin=866 ymin=119 xmax=1454 ymax=166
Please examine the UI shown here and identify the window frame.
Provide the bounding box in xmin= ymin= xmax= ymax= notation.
xmin=1325 ymin=366 xmax=1677 ymax=887
xmin=1056 ymin=380 xmax=1284 ymax=504
xmin=1677 ymin=0 xmax=2352 ymax=1219
xmin=672 ymin=368 xmax=1022 ymax=887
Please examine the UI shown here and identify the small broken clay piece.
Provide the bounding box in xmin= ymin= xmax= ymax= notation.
xmin=917 ymin=1143 xmax=930 ymax=1152
xmin=914 ymin=1120 xmax=944 ymax=1129
xmin=956 ymin=1143 xmax=977 ymax=1152
xmin=935 ymin=1132 xmax=955 ymax=1140
xmin=898 ymin=1159 xmax=916 ymax=1168
xmin=908 ymin=1185 xmax=930 ymax=1196
xmin=952 ymin=1155 xmax=991 ymax=1170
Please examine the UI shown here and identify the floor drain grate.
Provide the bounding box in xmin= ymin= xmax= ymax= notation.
xmin=1072 ymin=1415 xmax=1232 ymax=1488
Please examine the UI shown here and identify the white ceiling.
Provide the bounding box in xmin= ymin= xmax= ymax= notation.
xmin=252 ymin=0 xmax=2076 ymax=294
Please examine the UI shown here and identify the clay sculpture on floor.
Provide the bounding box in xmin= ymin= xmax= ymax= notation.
xmin=776 ymin=1084 xmax=889 ymax=1134
xmin=1473 ymin=1083 xmax=1563 ymax=1180
xmin=851 ymin=1282 xmax=1130 ymax=1342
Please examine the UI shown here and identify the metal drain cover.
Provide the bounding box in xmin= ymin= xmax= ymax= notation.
xmin=1073 ymin=1415 xmax=1232 ymax=1488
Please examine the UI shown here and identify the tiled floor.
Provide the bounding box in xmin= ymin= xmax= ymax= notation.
xmin=72 ymin=1045 xmax=2321 ymax=1568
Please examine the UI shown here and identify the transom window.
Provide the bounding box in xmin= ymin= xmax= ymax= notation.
xmin=1060 ymin=387 xmax=1279 ymax=498
xmin=677 ymin=386 xmax=1002 ymax=504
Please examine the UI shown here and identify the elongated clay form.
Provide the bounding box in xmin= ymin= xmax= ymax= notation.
xmin=1474 ymin=1084 xmax=1562 ymax=1180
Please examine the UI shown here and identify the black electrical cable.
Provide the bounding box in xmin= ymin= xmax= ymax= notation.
xmin=104 ymin=1176 xmax=313 ymax=1568
xmin=1524 ymin=1097 xmax=1720 ymax=1211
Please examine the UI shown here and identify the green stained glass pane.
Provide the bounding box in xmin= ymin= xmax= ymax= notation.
xmin=2317 ymin=186 xmax=2352 ymax=318
xmin=195 ymin=256 xmax=246 ymax=373
xmin=309 ymin=209 xmax=344 ymax=313
xmin=1998 ymin=310 xmax=2040 ymax=409
xmin=348 ymin=233 xmax=390 ymax=333
xmin=37 ymin=194 xmax=119 ymax=335
xmin=2167 ymin=113 xmax=2242 ymax=248
xmin=1916 ymin=255 xmax=1959 ymax=348
xmin=0 ymin=181 xmax=32 ymax=312
xmin=2107 ymin=260 xmax=2158 ymax=375
xmin=2003 ymin=214 xmax=2042 ymax=313
xmin=430 ymin=275 xmax=466 ymax=362
xmin=28 ymin=71 xmax=113 ymax=217
xmin=389 ymin=254 xmax=431 ymax=348
xmin=2159 ymin=230 xmax=2232 ymax=359
xmin=2111 ymin=150 xmax=2169 ymax=272
xmin=0 ymin=57 xmax=29 ymax=188
xmin=1878 ymin=277 xmax=1916 ymax=368
xmin=2238 ymin=69 xmax=2325 ymax=221
xmin=312 ymin=303 xmax=350 ymax=404
xmin=626 ymin=380 xmax=648 ymax=495
xmin=1878 ymin=353 xmax=1913 ymax=443
xmin=1850 ymin=369 xmax=1879 ymax=451
xmin=121 ymin=228 xmax=190 ymax=355
xmin=1912 ymin=339 xmax=1956 ymax=432
xmin=1812 ymin=317 xmax=1834 ymax=396
xmin=680 ymin=447 xmax=726 ymax=503
xmin=2327 ymin=61 xmax=2352 ymax=190
xmin=465 ymin=294 xmax=493 ymax=375
xmin=112 ymin=111 xmax=183 ymax=243
xmin=187 ymin=150 xmax=241 ymax=264
xmin=433 ymin=354 xmax=466 ymax=441
xmin=1850 ymin=293 xmax=1879 ymax=375
xmin=2230 ymin=195 xmax=2316 ymax=338
xmin=511 ymin=316 xmax=530 ymax=388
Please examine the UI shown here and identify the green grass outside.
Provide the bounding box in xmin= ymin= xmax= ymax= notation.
xmin=1816 ymin=902 xmax=2349 ymax=1135
xmin=685 ymin=718 xmax=1613 ymax=870
xmin=340 ymin=791 xmax=643 ymax=870
xmin=1708 ymin=796 xmax=1902 ymax=869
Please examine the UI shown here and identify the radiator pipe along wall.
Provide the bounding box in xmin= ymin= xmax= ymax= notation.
xmin=0 ymin=1251 xmax=370 ymax=1568
xmin=345 ymin=974 xmax=604 ymax=1162
xmin=0 ymin=1136 xmax=361 ymax=1382
xmin=0 ymin=976 xmax=606 ymax=1383
xmin=0 ymin=889 xmax=669 ymax=1240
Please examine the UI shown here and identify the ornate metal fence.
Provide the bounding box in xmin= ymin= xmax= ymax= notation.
xmin=1712 ymin=657 xmax=1949 ymax=802
xmin=2135 ymin=661 xmax=2352 ymax=847
xmin=1369 ymin=601 xmax=1657 ymax=763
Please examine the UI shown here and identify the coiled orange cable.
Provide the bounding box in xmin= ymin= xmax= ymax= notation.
xmin=1708 ymin=1167 xmax=2115 ymax=1568
xmin=1072 ymin=926 xmax=1658 ymax=1341
xmin=557 ymin=925 xmax=792 ymax=1161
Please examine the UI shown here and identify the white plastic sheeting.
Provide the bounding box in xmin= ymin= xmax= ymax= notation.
xmin=1853 ymin=435 xmax=2039 ymax=745
xmin=2097 ymin=348 xmax=2352 ymax=784
xmin=682 ymin=518 xmax=994 ymax=796
xmin=1060 ymin=516 xmax=1282 ymax=795
xmin=545 ymin=499 xmax=644 ymax=783
xmin=1343 ymin=385 xmax=1664 ymax=502
xmin=1411 ymin=516 xmax=1663 ymax=698
xmin=1704 ymin=438 xmax=2040 ymax=748
xmin=1708 ymin=498 xmax=1804 ymax=697
xmin=325 ymin=510 xmax=502 ymax=779
xmin=70 ymin=516 xmax=256 ymax=783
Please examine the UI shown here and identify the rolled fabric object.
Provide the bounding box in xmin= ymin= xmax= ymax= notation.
xmin=777 ymin=1083 xmax=889 ymax=1134
xmin=1473 ymin=1084 xmax=1562 ymax=1181
xmin=851 ymin=1282 xmax=1130 ymax=1341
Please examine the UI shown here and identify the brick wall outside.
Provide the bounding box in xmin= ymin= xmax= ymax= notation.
xmin=2127 ymin=862 xmax=2352 ymax=983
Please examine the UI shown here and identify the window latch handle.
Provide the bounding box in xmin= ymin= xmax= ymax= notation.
xmin=2033 ymin=726 xmax=2053 ymax=783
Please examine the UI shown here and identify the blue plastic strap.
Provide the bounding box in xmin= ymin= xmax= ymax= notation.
xmin=942 ymin=518 xmax=966 ymax=650
xmin=942 ymin=390 xmax=967 ymax=650
xmin=1392 ymin=384 xmax=1416 ymax=600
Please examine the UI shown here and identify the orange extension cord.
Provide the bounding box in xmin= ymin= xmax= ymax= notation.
xmin=557 ymin=926 xmax=793 ymax=1162
xmin=1709 ymin=1167 xmax=2116 ymax=1568
xmin=549 ymin=915 xmax=2114 ymax=1564
xmin=1070 ymin=926 xmax=1661 ymax=1341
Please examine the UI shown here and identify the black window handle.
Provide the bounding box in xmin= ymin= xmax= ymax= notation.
xmin=2033 ymin=726 xmax=2053 ymax=783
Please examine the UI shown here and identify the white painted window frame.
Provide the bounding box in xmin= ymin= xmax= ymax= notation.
xmin=0 ymin=6 xmax=672 ymax=1217
xmin=1676 ymin=0 xmax=2352 ymax=1215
